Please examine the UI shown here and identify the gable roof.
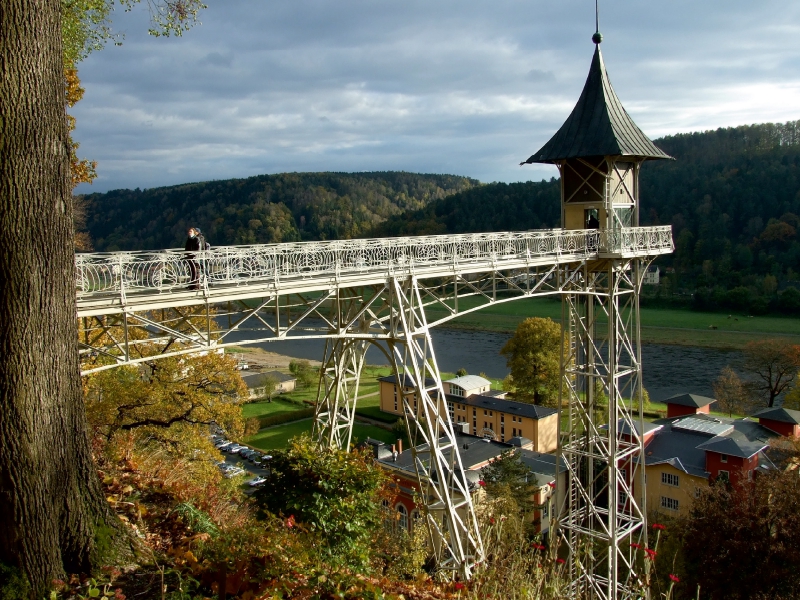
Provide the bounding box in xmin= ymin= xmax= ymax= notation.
xmin=454 ymin=393 xmax=558 ymax=421
xmin=752 ymin=407 xmax=800 ymax=425
xmin=522 ymin=45 xmax=671 ymax=165
xmin=697 ymin=436 xmax=767 ymax=460
xmin=665 ymin=393 xmax=716 ymax=408
xmin=446 ymin=375 xmax=492 ymax=390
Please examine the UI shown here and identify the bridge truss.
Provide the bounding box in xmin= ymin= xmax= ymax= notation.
xmin=75 ymin=226 xmax=672 ymax=583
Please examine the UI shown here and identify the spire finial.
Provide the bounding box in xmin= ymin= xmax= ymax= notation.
xmin=592 ymin=0 xmax=603 ymax=44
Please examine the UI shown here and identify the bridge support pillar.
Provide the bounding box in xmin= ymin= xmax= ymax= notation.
xmin=313 ymin=337 xmax=369 ymax=449
xmin=386 ymin=277 xmax=484 ymax=580
xmin=557 ymin=259 xmax=651 ymax=600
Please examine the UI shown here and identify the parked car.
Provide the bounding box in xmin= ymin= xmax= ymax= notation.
xmin=227 ymin=444 xmax=245 ymax=454
xmin=224 ymin=467 xmax=246 ymax=479
xmin=240 ymin=449 xmax=255 ymax=459
xmin=248 ymin=476 xmax=267 ymax=487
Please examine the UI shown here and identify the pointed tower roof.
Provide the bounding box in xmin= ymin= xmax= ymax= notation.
xmin=523 ymin=44 xmax=671 ymax=165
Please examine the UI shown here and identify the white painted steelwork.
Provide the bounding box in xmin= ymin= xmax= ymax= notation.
xmin=76 ymin=227 xmax=672 ymax=316
xmin=74 ymin=225 xmax=672 ymax=583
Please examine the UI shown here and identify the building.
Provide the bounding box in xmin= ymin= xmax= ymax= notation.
xmin=366 ymin=433 xmax=567 ymax=536
xmin=751 ymin=406 xmax=800 ymax=438
xmin=643 ymin=265 xmax=660 ymax=285
xmin=634 ymin=395 xmax=781 ymax=517
xmin=663 ymin=393 xmax=715 ymax=418
xmin=241 ymin=370 xmax=296 ymax=399
xmin=378 ymin=374 xmax=559 ymax=452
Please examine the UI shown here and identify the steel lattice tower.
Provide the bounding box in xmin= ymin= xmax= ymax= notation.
xmin=521 ymin=30 xmax=672 ymax=599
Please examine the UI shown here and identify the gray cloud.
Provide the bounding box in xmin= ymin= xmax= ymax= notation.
xmin=72 ymin=0 xmax=800 ymax=193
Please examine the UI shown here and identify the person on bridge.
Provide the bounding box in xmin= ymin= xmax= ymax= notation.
xmin=184 ymin=227 xmax=202 ymax=290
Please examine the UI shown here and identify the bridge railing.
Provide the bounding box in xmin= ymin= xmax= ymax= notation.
xmin=75 ymin=226 xmax=673 ymax=298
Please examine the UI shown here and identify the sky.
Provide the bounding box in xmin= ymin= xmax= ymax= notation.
xmin=72 ymin=1 xmax=800 ymax=193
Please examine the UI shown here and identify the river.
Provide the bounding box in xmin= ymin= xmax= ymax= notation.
xmin=229 ymin=325 xmax=739 ymax=402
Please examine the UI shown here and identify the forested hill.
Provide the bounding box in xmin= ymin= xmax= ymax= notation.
xmin=81 ymin=172 xmax=478 ymax=251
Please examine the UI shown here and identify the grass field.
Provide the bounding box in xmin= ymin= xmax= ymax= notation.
xmin=241 ymin=397 xmax=308 ymax=419
xmin=245 ymin=418 xmax=397 ymax=450
xmin=424 ymin=296 xmax=800 ymax=349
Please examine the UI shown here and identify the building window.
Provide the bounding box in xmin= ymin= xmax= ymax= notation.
xmin=451 ymin=386 xmax=464 ymax=397
xmin=618 ymin=491 xmax=628 ymax=511
xmin=718 ymin=470 xmax=730 ymax=482
xmin=660 ymin=496 xmax=679 ymax=511
xmin=542 ymin=501 xmax=549 ymax=517
xmin=397 ymin=504 xmax=408 ymax=530
xmin=620 ymin=468 xmax=627 ymax=482
xmin=695 ymin=487 xmax=701 ymax=499
xmin=489 ymin=411 xmax=493 ymax=416
xmin=410 ymin=509 xmax=421 ymax=530
xmin=500 ymin=415 xmax=504 ymax=423
xmin=720 ymin=454 xmax=728 ymax=463
xmin=661 ymin=472 xmax=679 ymax=487
xmin=484 ymin=410 xmax=487 ymax=416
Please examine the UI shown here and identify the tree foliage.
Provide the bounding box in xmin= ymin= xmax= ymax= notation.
xmin=254 ymin=435 xmax=388 ymax=569
xmin=663 ymin=470 xmax=800 ymax=600
xmin=80 ymin=172 xmax=478 ymax=251
xmin=289 ymin=359 xmax=317 ymax=390
xmin=479 ymin=450 xmax=538 ymax=516
xmin=85 ymin=350 xmax=247 ymax=442
xmin=500 ymin=317 xmax=564 ymax=406
xmin=741 ymin=338 xmax=800 ymax=407
xmin=712 ymin=366 xmax=753 ymax=417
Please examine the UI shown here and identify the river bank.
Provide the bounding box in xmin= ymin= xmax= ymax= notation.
xmin=425 ymin=298 xmax=800 ymax=350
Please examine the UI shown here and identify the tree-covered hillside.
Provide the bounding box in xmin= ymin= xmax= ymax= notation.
xmin=368 ymin=179 xmax=561 ymax=237
xmin=640 ymin=121 xmax=800 ymax=313
xmin=82 ymin=172 xmax=478 ymax=250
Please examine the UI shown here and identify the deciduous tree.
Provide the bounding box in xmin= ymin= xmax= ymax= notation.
xmin=0 ymin=1 xmax=204 ymax=593
xmin=500 ymin=317 xmax=564 ymax=407
xmin=712 ymin=366 xmax=752 ymax=417
xmin=665 ymin=470 xmax=800 ymax=600
xmin=254 ymin=435 xmax=388 ymax=569
xmin=479 ymin=450 xmax=538 ymax=517
xmin=741 ymin=338 xmax=800 ymax=408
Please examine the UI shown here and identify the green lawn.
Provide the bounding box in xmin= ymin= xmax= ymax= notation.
xmin=245 ymin=418 xmax=397 ymax=450
xmin=241 ymin=397 xmax=308 ymax=419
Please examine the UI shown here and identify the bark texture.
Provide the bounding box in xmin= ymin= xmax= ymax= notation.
xmin=0 ymin=1 xmax=128 ymax=593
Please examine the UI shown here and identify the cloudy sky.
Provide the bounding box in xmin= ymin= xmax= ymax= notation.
xmin=72 ymin=1 xmax=800 ymax=193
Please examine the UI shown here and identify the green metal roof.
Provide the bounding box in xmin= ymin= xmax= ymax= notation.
xmin=522 ymin=45 xmax=672 ymax=164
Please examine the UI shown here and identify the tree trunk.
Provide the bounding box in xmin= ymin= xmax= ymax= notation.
xmin=0 ymin=1 xmax=130 ymax=593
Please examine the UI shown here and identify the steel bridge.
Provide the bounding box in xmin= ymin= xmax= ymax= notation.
xmin=76 ymin=225 xmax=673 ymax=582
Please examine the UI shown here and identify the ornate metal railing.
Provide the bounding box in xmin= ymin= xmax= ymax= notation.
xmin=75 ymin=226 xmax=673 ymax=299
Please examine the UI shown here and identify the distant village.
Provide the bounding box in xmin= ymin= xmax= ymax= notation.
xmin=237 ymin=361 xmax=800 ymax=539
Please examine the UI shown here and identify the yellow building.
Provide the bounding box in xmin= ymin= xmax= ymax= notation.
xmin=378 ymin=374 xmax=559 ymax=453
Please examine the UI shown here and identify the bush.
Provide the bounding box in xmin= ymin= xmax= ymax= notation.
xmin=254 ymin=434 xmax=388 ymax=570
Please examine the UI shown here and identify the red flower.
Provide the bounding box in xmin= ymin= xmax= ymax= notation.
xmin=556 ymin=558 xmax=565 ymax=564
xmin=652 ymin=523 xmax=666 ymax=530
xmin=532 ymin=543 xmax=546 ymax=551
xmin=478 ymin=480 xmax=486 ymax=487
xmin=454 ymin=582 xmax=465 ymax=591
xmin=644 ymin=548 xmax=657 ymax=559
xmin=669 ymin=574 xmax=680 ymax=583
xmin=630 ymin=543 xmax=642 ymax=549
xmin=286 ymin=515 xmax=295 ymax=528
xmin=489 ymin=517 xmax=496 ymax=525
